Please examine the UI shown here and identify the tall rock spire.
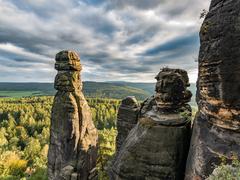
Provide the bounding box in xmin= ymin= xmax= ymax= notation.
xmin=185 ymin=0 xmax=240 ymax=179
xmin=48 ymin=50 xmax=98 ymax=180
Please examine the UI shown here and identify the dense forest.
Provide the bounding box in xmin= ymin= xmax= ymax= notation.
xmin=0 ymin=97 xmax=120 ymax=180
xmin=0 ymin=95 xmax=199 ymax=180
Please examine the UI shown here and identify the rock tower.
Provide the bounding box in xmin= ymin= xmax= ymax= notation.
xmin=110 ymin=68 xmax=192 ymax=180
xmin=115 ymin=96 xmax=139 ymax=152
xmin=48 ymin=50 xmax=98 ymax=180
xmin=185 ymin=0 xmax=240 ymax=179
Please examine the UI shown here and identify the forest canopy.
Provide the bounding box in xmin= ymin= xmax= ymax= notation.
xmin=0 ymin=97 xmax=119 ymax=180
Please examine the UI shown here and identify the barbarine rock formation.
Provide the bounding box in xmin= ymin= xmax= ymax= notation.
xmin=48 ymin=50 xmax=98 ymax=180
xmin=185 ymin=0 xmax=240 ymax=179
xmin=115 ymin=96 xmax=140 ymax=152
xmin=110 ymin=68 xmax=192 ymax=180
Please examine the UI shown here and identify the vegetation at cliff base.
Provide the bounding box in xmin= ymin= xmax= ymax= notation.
xmin=0 ymin=95 xmax=198 ymax=179
xmin=0 ymin=97 xmax=119 ymax=180
xmin=207 ymin=156 xmax=240 ymax=180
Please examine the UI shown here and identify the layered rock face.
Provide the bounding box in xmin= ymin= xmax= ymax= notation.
xmin=110 ymin=68 xmax=192 ymax=180
xmin=116 ymin=96 xmax=139 ymax=152
xmin=48 ymin=50 xmax=98 ymax=180
xmin=185 ymin=1 xmax=240 ymax=179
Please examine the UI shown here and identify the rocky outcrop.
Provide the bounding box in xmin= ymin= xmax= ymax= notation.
xmin=110 ymin=68 xmax=192 ymax=180
xmin=48 ymin=50 xmax=98 ymax=180
xmin=185 ymin=0 xmax=240 ymax=179
xmin=116 ymin=96 xmax=139 ymax=152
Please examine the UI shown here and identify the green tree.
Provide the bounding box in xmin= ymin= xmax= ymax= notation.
xmin=24 ymin=138 xmax=41 ymax=167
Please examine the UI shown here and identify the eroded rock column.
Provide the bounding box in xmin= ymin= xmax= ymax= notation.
xmin=185 ymin=0 xmax=240 ymax=179
xmin=110 ymin=68 xmax=192 ymax=180
xmin=116 ymin=96 xmax=139 ymax=152
xmin=48 ymin=50 xmax=98 ymax=180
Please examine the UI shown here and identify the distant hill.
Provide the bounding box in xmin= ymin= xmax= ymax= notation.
xmin=0 ymin=82 xmax=150 ymax=100
xmin=0 ymin=82 xmax=54 ymax=95
xmin=0 ymin=82 xmax=197 ymax=105
xmin=83 ymin=81 xmax=151 ymax=100
xmin=107 ymin=82 xmax=155 ymax=94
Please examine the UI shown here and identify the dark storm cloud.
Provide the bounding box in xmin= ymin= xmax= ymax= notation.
xmin=124 ymin=24 xmax=159 ymax=46
xmin=125 ymin=34 xmax=144 ymax=45
xmin=140 ymin=48 xmax=199 ymax=67
xmin=0 ymin=0 xmax=210 ymax=82
xmin=102 ymin=59 xmax=151 ymax=74
xmin=142 ymin=33 xmax=199 ymax=56
xmin=82 ymin=0 xmax=106 ymax=6
xmin=105 ymin=0 xmax=165 ymax=10
xmin=81 ymin=52 xmax=110 ymax=64
xmin=79 ymin=14 xmax=119 ymax=36
xmin=8 ymin=0 xmax=80 ymax=18
xmin=80 ymin=0 xmax=164 ymax=10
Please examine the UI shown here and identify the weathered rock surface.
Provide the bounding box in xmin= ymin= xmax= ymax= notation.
xmin=48 ymin=50 xmax=98 ymax=180
xmin=116 ymin=96 xmax=140 ymax=152
xmin=110 ymin=68 xmax=192 ymax=180
xmin=185 ymin=0 xmax=240 ymax=179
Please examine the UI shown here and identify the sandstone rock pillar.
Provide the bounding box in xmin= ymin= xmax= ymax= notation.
xmin=116 ymin=96 xmax=139 ymax=152
xmin=185 ymin=1 xmax=240 ymax=179
xmin=110 ymin=68 xmax=192 ymax=180
xmin=48 ymin=50 xmax=98 ymax=180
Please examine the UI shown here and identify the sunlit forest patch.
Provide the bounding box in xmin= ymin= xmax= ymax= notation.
xmin=0 ymin=97 xmax=119 ymax=180
xmin=0 ymin=96 xmax=198 ymax=180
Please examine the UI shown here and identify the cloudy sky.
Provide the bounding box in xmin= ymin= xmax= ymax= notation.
xmin=0 ymin=0 xmax=210 ymax=83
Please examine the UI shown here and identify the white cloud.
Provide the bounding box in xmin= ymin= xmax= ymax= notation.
xmin=0 ymin=43 xmax=51 ymax=63
xmin=0 ymin=0 xmax=210 ymax=82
